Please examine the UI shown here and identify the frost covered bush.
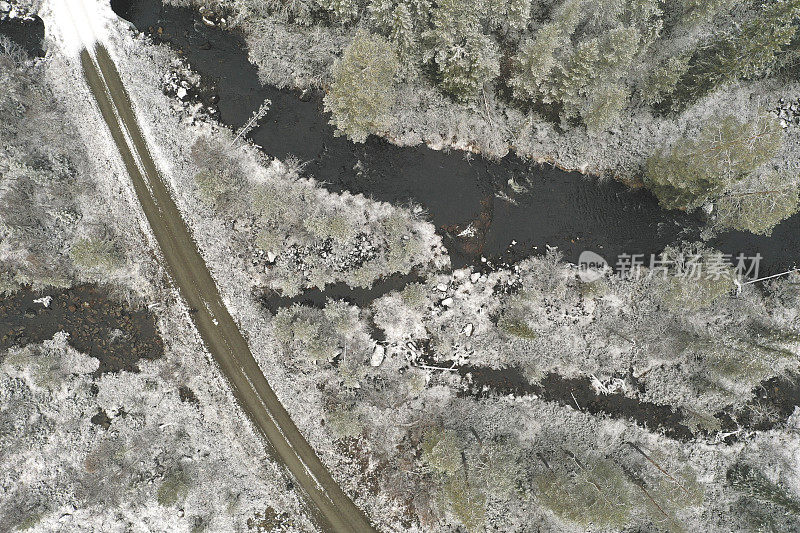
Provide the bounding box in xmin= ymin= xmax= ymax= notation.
xmin=187 ymin=135 xmax=445 ymax=295
xmin=273 ymin=301 xmax=374 ymax=387
xmin=190 ymin=137 xmax=247 ymax=211
xmin=274 ymin=303 xmax=345 ymax=363
xmin=0 ymin=47 xmax=134 ymax=289
xmin=325 ymin=406 xmax=366 ymax=439
xmin=0 ymin=270 xmax=21 ymax=296
xmin=0 ymin=34 xmax=27 ymax=68
xmin=69 ymin=236 xmax=125 ymax=273
xmin=657 ymin=244 xmax=737 ymax=312
xmin=419 ymin=426 xmax=525 ymax=532
xmin=0 ymin=333 xmax=310 ymax=531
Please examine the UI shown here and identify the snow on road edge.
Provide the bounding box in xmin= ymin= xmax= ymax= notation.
xmin=40 ymin=0 xmax=114 ymax=56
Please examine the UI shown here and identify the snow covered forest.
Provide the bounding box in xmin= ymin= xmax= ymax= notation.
xmin=2 ymin=0 xmax=800 ymax=531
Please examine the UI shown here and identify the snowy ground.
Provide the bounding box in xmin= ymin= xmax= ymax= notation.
xmin=4 ymin=0 xmax=800 ymax=530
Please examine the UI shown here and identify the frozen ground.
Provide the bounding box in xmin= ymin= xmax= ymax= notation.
xmin=3 ymin=0 xmax=800 ymax=530
xmin=87 ymin=14 xmax=800 ymax=533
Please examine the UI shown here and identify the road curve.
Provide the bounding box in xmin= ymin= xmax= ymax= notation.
xmin=79 ymin=44 xmax=376 ymax=533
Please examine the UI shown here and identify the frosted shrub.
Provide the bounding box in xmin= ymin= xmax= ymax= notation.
xmin=272 ymin=301 xmax=372 ymax=387
xmin=191 ymin=138 xmax=246 ymax=211
xmin=326 ymin=406 xmax=365 ymax=439
xmin=657 ymin=243 xmax=737 ymax=311
xmin=422 ymin=427 xmax=462 ymax=475
xmin=439 ymin=474 xmax=486 ymax=533
xmin=534 ymin=451 xmax=636 ymax=529
xmin=157 ymin=469 xmax=190 ymax=506
xmin=302 ymin=210 xmax=358 ymax=242
xmin=0 ymin=35 xmax=27 ymax=68
xmin=0 ymin=270 xmax=21 ymax=296
xmin=69 ymin=236 xmax=124 ymax=273
xmin=273 ymin=304 xmax=341 ymax=362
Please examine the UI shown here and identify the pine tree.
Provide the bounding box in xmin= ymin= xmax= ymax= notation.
xmin=714 ymin=173 xmax=800 ymax=235
xmin=639 ymin=54 xmax=691 ymax=105
xmin=583 ymin=83 xmax=628 ymax=131
xmin=315 ymin=0 xmax=362 ymax=23
xmin=511 ymin=22 xmax=567 ymax=101
xmin=645 ymin=114 xmax=784 ymax=210
xmin=324 ymin=30 xmax=398 ymax=142
xmin=422 ymin=427 xmax=462 ymax=475
xmin=485 ymin=0 xmax=531 ymax=33
xmin=667 ymin=0 xmax=800 ymax=111
xmin=512 ymin=4 xmax=643 ymax=130
xmin=423 ymin=0 xmax=500 ymax=100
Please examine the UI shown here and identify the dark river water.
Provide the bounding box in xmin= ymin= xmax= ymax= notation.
xmin=0 ymin=11 xmax=44 ymax=56
xmin=3 ymin=2 xmax=798 ymax=275
xmin=103 ymin=1 xmax=800 ymax=276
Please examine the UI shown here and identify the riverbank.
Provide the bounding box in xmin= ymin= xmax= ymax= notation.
xmin=108 ymin=1 xmax=800 ymax=276
xmin=5 ymin=3 xmax=800 ymax=532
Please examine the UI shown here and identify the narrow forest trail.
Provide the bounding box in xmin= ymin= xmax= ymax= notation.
xmin=57 ymin=2 xmax=376 ymax=530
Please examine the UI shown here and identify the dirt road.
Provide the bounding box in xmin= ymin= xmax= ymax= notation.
xmin=79 ymin=44 xmax=375 ymax=533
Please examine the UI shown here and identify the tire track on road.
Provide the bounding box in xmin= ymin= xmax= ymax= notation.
xmin=79 ymin=44 xmax=375 ymax=533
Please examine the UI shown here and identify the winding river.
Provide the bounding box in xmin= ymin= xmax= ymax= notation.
xmin=3 ymin=0 xmax=800 ymax=461
xmin=113 ymin=1 xmax=800 ymax=276
xmin=5 ymin=2 xmax=798 ymax=274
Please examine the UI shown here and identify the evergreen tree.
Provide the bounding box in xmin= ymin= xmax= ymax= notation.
xmin=316 ymin=0 xmax=363 ymax=23
xmin=324 ymin=30 xmax=398 ymax=142
xmin=645 ymin=114 xmax=784 ymax=210
xmin=714 ymin=173 xmax=800 ymax=235
xmin=639 ymin=53 xmax=691 ymax=105
xmin=512 ymin=2 xmax=644 ymax=130
xmin=486 ymin=0 xmax=531 ymax=33
xmin=423 ymin=0 xmax=500 ymax=100
xmin=368 ymin=0 xmax=425 ymax=58
xmin=422 ymin=427 xmax=462 ymax=475
xmin=667 ymin=0 xmax=800 ymax=111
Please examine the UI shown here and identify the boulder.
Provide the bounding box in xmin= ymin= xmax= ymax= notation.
xmin=370 ymin=344 xmax=385 ymax=367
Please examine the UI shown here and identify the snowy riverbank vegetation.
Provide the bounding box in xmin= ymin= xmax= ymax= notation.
xmin=4 ymin=2 xmax=800 ymax=531
xmin=1 ymin=31 xmax=314 ymax=531
xmin=101 ymin=25 xmax=800 ymax=531
xmin=0 ymin=35 xmax=130 ymax=290
xmin=168 ymin=0 xmax=800 ymax=236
